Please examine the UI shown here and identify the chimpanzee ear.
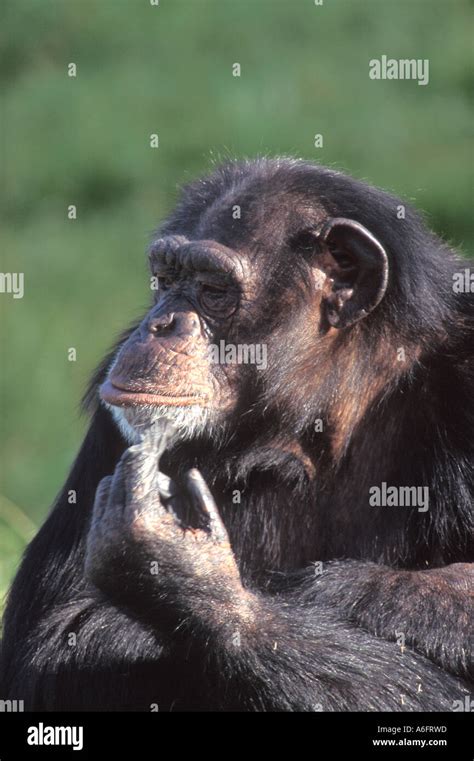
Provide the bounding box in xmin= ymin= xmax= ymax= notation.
xmin=316 ymin=217 xmax=389 ymax=328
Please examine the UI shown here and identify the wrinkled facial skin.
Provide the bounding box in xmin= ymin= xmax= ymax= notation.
xmin=100 ymin=186 xmax=389 ymax=444
xmin=100 ymin=236 xmax=259 ymax=442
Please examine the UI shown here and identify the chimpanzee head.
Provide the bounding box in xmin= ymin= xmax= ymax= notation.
xmin=100 ymin=158 xmax=447 ymax=447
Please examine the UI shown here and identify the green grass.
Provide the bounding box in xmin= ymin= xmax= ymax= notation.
xmin=1 ymin=0 xmax=472 ymax=613
xmin=0 ymin=496 xmax=36 ymax=620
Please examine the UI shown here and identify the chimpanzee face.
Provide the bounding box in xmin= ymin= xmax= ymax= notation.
xmin=101 ymin=170 xmax=388 ymax=442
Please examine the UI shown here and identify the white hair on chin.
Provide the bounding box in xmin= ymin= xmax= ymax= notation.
xmin=101 ymin=355 xmax=224 ymax=446
xmin=103 ymin=400 xmax=219 ymax=445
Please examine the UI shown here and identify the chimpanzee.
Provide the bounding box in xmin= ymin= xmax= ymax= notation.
xmin=1 ymin=158 xmax=472 ymax=711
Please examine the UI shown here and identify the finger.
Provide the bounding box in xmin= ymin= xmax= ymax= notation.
xmin=111 ymin=418 xmax=176 ymax=504
xmin=164 ymin=494 xmax=185 ymax=526
xmin=156 ymin=471 xmax=178 ymax=501
xmin=185 ymin=468 xmax=228 ymax=542
xmin=155 ymin=470 xmax=183 ymax=525
xmin=109 ymin=441 xmax=158 ymax=505
xmin=139 ymin=418 xmax=177 ymax=464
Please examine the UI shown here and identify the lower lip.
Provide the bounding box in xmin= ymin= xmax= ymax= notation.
xmin=100 ymin=380 xmax=208 ymax=407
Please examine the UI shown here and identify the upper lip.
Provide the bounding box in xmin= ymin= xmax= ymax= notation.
xmin=100 ymin=378 xmax=208 ymax=404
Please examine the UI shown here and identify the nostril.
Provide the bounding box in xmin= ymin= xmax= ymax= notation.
xmin=149 ymin=313 xmax=175 ymax=334
xmin=146 ymin=311 xmax=201 ymax=338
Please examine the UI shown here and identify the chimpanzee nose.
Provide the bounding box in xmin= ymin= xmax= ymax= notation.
xmin=147 ymin=311 xmax=200 ymax=338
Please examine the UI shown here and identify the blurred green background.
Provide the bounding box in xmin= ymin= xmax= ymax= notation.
xmin=1 ymin=0 xmax=472 ymax=615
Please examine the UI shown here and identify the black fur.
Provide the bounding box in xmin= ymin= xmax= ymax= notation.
xmin=1 ymin=159 xmax=472 ymax=711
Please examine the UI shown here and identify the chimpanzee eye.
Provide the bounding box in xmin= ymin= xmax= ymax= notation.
xmin=202 ymin=284 xmax=226 ymax=298
xmin=198 ymin=283 xmax=238 ymax=317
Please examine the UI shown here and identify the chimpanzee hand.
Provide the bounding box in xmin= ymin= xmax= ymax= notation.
xmin=85 ymin=421 xmax=254 ymax=630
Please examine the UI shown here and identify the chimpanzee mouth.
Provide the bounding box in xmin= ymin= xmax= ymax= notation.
xmin=100 ymin=379 xmax=210 ymax=407
xmin=104 ymin=393 xmax=216 ymax=445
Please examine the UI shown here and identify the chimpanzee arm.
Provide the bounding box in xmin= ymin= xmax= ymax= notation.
xmin=292 ymin=560 xmax=474 ymax=681
xmin=1 ymin=591 xmax=171 ymax=710
xmin=182 ymin=593 xmax=470 ymax=712
xmin=84 ymin=436 xmax=470 ymax=711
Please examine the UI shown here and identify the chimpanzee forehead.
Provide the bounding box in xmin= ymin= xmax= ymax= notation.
xmin=192 ymin=187 xmax=326 ymax=262
xmin=155 ymin=160 xmax=351 ymax=254
xmin=156 ymin=159 xmax=383 ymax=264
